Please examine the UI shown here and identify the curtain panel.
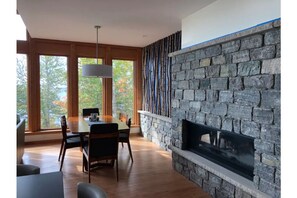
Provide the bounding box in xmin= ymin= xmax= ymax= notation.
xmin=142 ymin=31 xmax=181 ymax=117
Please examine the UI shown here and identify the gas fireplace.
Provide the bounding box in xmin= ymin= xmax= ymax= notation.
xmin=182 ymin=120 xmax=255 ymax=180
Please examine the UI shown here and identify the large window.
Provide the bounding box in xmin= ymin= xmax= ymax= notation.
xmin=78 ymin=58 xmax=103 ymax=115
xmin=16 ymin=54 xmax=28 ymax=129
xmin=40 ymin=55 xmax=67 ymax=129
xmin=112 ymin=60 xmax=134 ymax=122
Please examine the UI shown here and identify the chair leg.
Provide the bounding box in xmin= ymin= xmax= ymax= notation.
xmin=121 ymin=142 xmax=124 ymax=148
xmin=88 ymin=160 xmax=91 ymax=183
xmin=59 ymin=147 xmax=66 ymax=171
xmin=58 ymin=140 xmax=64 ymax=161
xmin=116 ymin=158 xmax=118 ymax=182
xmin=127 ymin=141 xmax=134 ymax=163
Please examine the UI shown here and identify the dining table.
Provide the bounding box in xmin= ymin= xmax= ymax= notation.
xmin=67 ymin=115 xmax=129 ymax=134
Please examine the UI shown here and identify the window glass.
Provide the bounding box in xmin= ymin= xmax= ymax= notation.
xmin=78 ymin=58 xmax=103 ymax=115
xmin=40 ymin=55 xmax=67 ymax=129
xmin=112 ymin=60 xmax=134 ymax=122
xmin=16 ymin=54 xmax=28 ymax=129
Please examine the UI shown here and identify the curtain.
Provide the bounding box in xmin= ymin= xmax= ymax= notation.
xmin=142 ymin=31 xmax=181 ymax=117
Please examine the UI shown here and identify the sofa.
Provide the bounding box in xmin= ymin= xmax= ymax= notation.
xmin=17 ymin=116 xmax=26 ymax=164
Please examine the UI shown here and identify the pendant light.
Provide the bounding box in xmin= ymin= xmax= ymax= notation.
xmin=82 ymin=25 xmax=112 ymax=78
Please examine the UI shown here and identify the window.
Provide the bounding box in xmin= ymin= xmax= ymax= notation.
xmin=16 ymin=54 xmax=28 ymax=129
xmin=40 ymin=55 xmax=67 ymax=129
xmin=78 ymin=58 xmax=103 ymax=115
xmin=112 ymin=60 xmax=134 ymax=122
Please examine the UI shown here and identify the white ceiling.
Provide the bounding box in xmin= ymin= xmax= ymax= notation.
xmin=17 ymin=0 xmax=216 ymax=47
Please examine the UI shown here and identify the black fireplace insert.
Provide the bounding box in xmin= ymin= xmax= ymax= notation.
xmin=182 ymin=120 xmax=254 ymax=180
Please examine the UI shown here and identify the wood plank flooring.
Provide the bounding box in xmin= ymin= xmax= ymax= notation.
xmin=23 ymin=135 xmax=210 ymax=198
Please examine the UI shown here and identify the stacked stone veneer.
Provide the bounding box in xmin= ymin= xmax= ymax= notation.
xmin=139 ymin=111 xmax=172 ymax=151
xmin=169 ymin=20 xmax=280 ymax=197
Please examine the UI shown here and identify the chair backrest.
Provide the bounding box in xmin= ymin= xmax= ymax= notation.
xmin=126 ymin=118 xmax=131 ymax=128
xmin=82 ymin=108 xmax=99 ymax=117
xmin=88 ymin=123 xmax=119 ymax=158
xmin=60 ymin=115 xmax=68 ymax=140
xmin=77 ymin=182 xmax=107 ymax=198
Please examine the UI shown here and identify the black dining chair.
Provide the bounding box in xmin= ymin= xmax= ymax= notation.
xmin=119 ymin=113 xmax=133 ymax=162
xmin=17 ymin=164 xmax=40 ymax=177
xmin=82 ymin=123 xmax=119 ymax=183
xmin=77 ymin=182 xmax=107 ymax=198
xmin=82 ymin=108 xmax=100 ymax=117
xmin=59 ymin=115 xmax=86 ymax=171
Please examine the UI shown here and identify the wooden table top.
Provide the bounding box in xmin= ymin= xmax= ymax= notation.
xmin=67 ymin=115 xmax=129 ymax=134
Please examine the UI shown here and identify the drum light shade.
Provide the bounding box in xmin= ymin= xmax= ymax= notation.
xmin=82 ymin=64 xmax=112 ymax=78
xmin=82 ymin=25 xmax=112 ymax=78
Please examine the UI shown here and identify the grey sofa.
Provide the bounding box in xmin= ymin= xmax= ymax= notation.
xmin=17 ymin=117 xmax=26 ymax=164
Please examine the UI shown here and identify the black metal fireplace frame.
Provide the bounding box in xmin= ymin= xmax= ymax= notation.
xmin=182 ymin=120 xmax=255 ymax=180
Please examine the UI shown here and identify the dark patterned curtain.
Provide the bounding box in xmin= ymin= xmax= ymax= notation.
xmin=142 ymin=31 xmax=181 ymax=117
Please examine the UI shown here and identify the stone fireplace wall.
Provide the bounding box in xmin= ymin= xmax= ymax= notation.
xmin=169 ymin=20 xmax=280 ymax=197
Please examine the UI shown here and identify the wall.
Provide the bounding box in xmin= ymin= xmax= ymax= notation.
xmin=182 ymin=0 xmax=280 ymax=48
xmin=169 ymin=19 xmax=280 ymax=197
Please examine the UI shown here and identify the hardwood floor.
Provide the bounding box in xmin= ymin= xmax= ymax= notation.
xmin=23 ymin=135 xmax=210 ymax=198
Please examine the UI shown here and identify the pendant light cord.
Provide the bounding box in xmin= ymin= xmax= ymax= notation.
xmin=95 ymin=25 xmax=101 ymax=64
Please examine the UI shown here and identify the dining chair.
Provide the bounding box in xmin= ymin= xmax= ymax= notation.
xmin=82 ymin=123 xmax=119 ymax=183
xmin=77 ymin=182 xmax=107 ymax=198
xmin=17 ymin=164 xmax=40 ymax=177
xmin=119 ymin=113 xmax=133 ymax=162
xmin=82 ymin=108 xmax=100 ymax=117
xmin=59 ymin=115 xmax=86 ymax=171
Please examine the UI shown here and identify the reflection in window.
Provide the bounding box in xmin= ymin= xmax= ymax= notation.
xmin=112 ymin=60 xmax=134 ymax=122
xmin=16 ymin=54 xmax=28 ymax=129
xmin=40 ymin=55 xmax=67 ymax=129
xmin=78 ymin=58 xmax=103 ymax=115
xmin=16 ymin=14 xmax=27 ymax=41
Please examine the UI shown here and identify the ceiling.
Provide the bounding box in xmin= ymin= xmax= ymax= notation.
xmin=17 ymin=0 xmax=216 ymax=47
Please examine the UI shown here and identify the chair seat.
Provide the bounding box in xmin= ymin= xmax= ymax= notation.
xmin=119 ymin=132 xmax=128 ymax=139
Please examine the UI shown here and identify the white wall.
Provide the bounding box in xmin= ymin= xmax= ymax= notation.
xmin=182 ymin=0 xmax=280 ymax=48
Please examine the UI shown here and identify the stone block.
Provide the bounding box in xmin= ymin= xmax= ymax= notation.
xmin=212 ymin=55 xmax=226 ymax=65
xmin=175 ymin=54 xmax=185 ymax=64
xmin=182 ymin=62 xmax=191 ymax=71
xmin=172 ymin=99 xmax=180 ymax=108
xmin=180 ymin=100 xmax=190 ymax=110
xmin=244 ymin=75 xmax=273 ymax=89
xmin=276 ymin=43 xmax=281 ymax=58
xmin=234 ymin=90 xmax=260 ymax=106
xmin=196 ymin=49 xmax=206 ymax=59
xmin=254 ymin=162 xmax=275 ymax=183
xmin=206 ymin=90 xmax=219 ymax=102
xmin=171 ymin=64 xmax=181 ymax=73
xmin=264 ymin=29 xmax=280 ymax=45
xmin=211 ymin=103 xmax=227 ymax=116
xmin=208 ymin=173 xmax=222 ymax=188
xmin=235 ymin=188 xmax=252 ymax=198
xmin=200 ymin=58 xmax=211 ymax=67
xmin=211 ymin=78 xmax=228 ymax=90
xmin=240 ymin=34 xmax=263 ymax=50
xmin=200 ymin=78 xmax=210 ymax=89
xmin=185 ymin=52 xmax=196 ymax=62
xmin=222 ymin=40 xmax=241 ymax=53
xmin=206 ymin=65 xmax=220 ymax=78
xmin=196 ymin=166 xmax=209 ymax=180
xmin=176 ymin=71 xmax=185 ymax=80
xmin=185 ymin=70 xmax=194 ymax=80
xmin=241 ymin=120 xmax=260 ymax=138
xmin=219 ymin=90 xmax=234 ymax=103
xmin=190 ymin=171 xmax=203 ymax=186
xmin=186 ymin=111 xmax=196 ymax=122
xmin=250 ymin=45 xmax=275 ymax=60
xmin=206 ymin=114 xmax=221 ymax=129
xmin=261 ymin=58 xmax=280 ymax=74
xmin=205 ymin=44 xmax=221 ymax=58
xmin=228 ymin=104 xmax=252 ymax=120
xmin=253 ymin=108 xmax=274 ymax=124
xmin=273 ymin=107 xmax=280 ymax=126
xmin=222 ymin=118 xmax=233 ymax=131
xmin=274 ymin=74 xmax=280 ymax=90
xmin=183 ymin=90 xmax=194 ymax=100
xmin=275 ymin=169 xmax=281 ymax=186
xmin=174 ymin=89 xmax=183 ymax=99
xmin=196 ymin=112 xmax=206 ymax=124
xmin=254 ymin=139 xmax=274 ymax=154
xmin=195 ymin=90 xmax=206 ymax=101
xmin=194 ymin=68 xmax=205 ymax=79
xmin=191 ymin=60 xmax=200 ymax=69
xmin=229 ymin=77 xmax=243 ymax=90
xmin=172 ymin=81 xmax=178 ymax=89
xmin=201 ymin=101 xmax=214 ymax=114
xmin=262 ymin=153 xmax=280 ymax=167
xmin=259 ymin=178 xmax=280 ymax=198
xmin=238 ymin=61 xmax=261 ymax=76
xmin=261 ymin=90 xmax=280 ymax=108
xmin=189 ymin=79 xmax=199 ymax=89
xmin=220 ymin=63 xmax=237 ymax=77
xmin=177 ymin=80 xmax=189 ymax=89
xmin=232 ymin=50 xmax=250 ymax=63
xmin=261 ymin=124 xmax=280 ymax=144
xmin=189 ymin=101 xmax=201 ymax=110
